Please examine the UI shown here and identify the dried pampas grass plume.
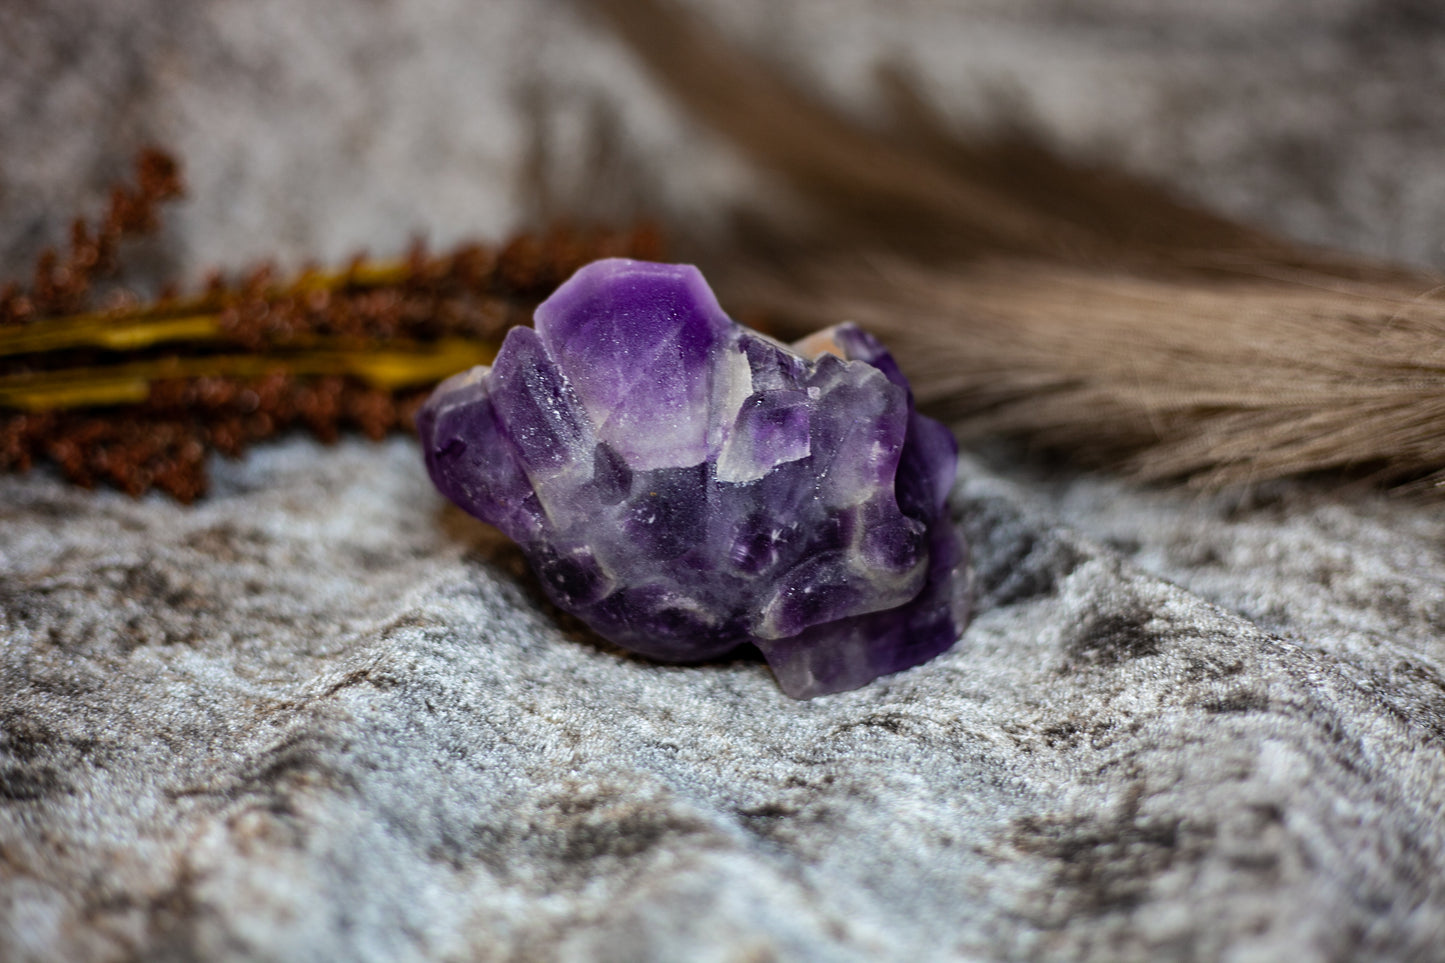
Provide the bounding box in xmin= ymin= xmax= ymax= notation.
xmin=590 ymin=0 xmax=1445 ymax=491
xmin=754 ymin=261 xmax=1445 ymax=489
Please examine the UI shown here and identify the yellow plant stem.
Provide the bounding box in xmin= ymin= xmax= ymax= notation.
xmin=0 ymin=257 xmax=412 ymax=358
xmin=0 ymin=337 xmax=493 ymax=411
xmin=0 ymin=314 xmax=224 ymax=356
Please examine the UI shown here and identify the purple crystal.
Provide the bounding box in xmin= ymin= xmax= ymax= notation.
xmin=418 ymin=258 xmax=969 ymax=697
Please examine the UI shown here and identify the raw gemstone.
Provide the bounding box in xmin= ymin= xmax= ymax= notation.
xmin=418 ymin=258 xmax=969 ymax=697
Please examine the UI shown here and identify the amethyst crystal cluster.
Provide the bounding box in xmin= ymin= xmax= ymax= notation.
xmin=418 ymin=259 xmax=967 ymax=697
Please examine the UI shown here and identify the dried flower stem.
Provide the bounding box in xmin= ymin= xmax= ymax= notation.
xmin=1 ymin=148 xmax=663 ymax=500
xmin=0 ymin=258 xmax=414 ymax=358
xmin=0 ymin=338 xmax=494 ymax=410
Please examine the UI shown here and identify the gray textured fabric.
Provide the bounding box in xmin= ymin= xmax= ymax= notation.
xmin=6 ymin=441 xmax=1442 ymax=961
xmin=4 ymin=2 xmax=1445 ymax=960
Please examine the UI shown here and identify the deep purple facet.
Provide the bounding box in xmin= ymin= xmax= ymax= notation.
xmin=420 ymin=258 xmax=969 ymax=697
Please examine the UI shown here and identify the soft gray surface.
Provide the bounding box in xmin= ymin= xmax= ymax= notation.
xmin=4 ymin=441 xmax=1443 ymax=962
xmin=4 ymin=1 xmax=1445 ymax=961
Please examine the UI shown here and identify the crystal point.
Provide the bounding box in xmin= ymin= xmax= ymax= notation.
xmin=420 ymin=258 xmax=969 ymax=697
